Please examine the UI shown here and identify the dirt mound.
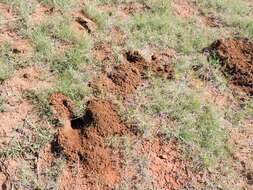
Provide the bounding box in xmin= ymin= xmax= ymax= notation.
xmin=203 ymin=15 xmax=225 ymax=28
xmin=0 ymin=4 xmax=33 ymax=55
xmin=139 ymin=138 xmax=192 ymax=189
xmin=71 ymin=10 xmax=97 ymax=35
xmin=210 ymin=37 xmax=253 ymax=95
xmin=124 ymin=50 xmax=174 ymax=78
xmin=0 ymin=3 xmax=16 ymax=19
xmin=91 ymin=50 xmax=174 ymax=98
xmin=98 ymin=2 xmax=149 ymax=21
xmin=171 ymin=0 xmax=197 ymax=19
xmin=92 ymin=42 xmax=114 ymax=63
xmin=30 ymin=4 xmax=55 ymax=24
xmin=49 ymin=93 xmax=74 ymax=121
xmin=151 ymin=51 xmax=174 ymax=79
xmin=123 ymin=50 xmax=148 ymax=72
xmin=50 ymin=96 xmax=129 ymax=188
xmin=91 ymin=62 xmax=142 ymax=99
xmin=120 ymin=2 xmax=150 ymax=15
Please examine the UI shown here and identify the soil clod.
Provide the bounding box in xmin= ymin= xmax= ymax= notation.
xmin=210 ymin=37 xmax=253 ymax=95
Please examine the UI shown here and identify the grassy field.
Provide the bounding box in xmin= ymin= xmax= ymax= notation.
xmin=0 ymin=0 xmax=252 ymax=189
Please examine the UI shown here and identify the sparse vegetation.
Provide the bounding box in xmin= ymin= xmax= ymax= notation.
xmin=0 ymin=0 xmax=252 ymax=189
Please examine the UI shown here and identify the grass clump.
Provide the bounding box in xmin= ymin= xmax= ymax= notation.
xmin=120 ymin=0 xmax=218 ymax=53
xmin=16 ymin=158 xmax=65 ymax=190
xmin=0 ymin=123 xmax=55 ymax=158
xmin=0 ymin=57 xmax=13 ymax=82
xmin=82 ymin=0 xmax=109 ymax=30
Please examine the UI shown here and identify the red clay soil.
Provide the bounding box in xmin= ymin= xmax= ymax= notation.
xmin=50 ymin=94 xmax=129 ymax=188
xmin=50 ymin=92 xmax=75 ymax=121
xmin=171 ymin=0 xmax=197 ymax=19
xmin=90 ymin=57 xmax=142 ymax=99
xmin=0 ymin=3 xmax=33 ymax=55
xmin=30 ymin=4 xmax=55 ymax=24
xmin=203 ymin=15 xmax=224 ymax=28
xmin=71 ymin=10 xmax=97 ymax=35
xmin=91 ymin=50 xmax=174 ymax=98
xmin=120 ymin=2 xmax=150 ymax=15
xmin=211 ymin=37 xmax=253 ymax=95
xmin=139 ymin=138 xmax=192 ymax=189
xmin=92 ymin=42 xmax=114 ymax=63
xmin=98 ymin=2 xmax=149 ymax=21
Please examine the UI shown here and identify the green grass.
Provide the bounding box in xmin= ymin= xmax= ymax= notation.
xmin=0 ymin=0 xmax=252 ymax=189
xmin=114 ymin=0 xmax=221 ymax=53
xmin=0 ymin=122 xmax=55 ymax=158
xmin=195 ymin=0 xmax=253 ymax=39
xmin=0 ymin=57 xmax=13 ymax=82
xmin=82 ymin=0 xmax=109 ymax=30
xmin=16 ymin=157 xmax=65 ymax=190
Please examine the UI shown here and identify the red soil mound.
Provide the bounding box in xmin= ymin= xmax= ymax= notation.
xmin=121 ymin=2 xmax=150 ymax=15
xmin=71 ymin=10 xmax=97 ymax=35
xmin=93 ymin=42 xmax=114 ymax=63
xmin=91 ymin=61 xmax=142 ymax=99
xmin=49 ymin=92 xmax=74 ymax=121
xmin=211 ymin=37 xmax=253 ymax=95
xmin=50 ymin=94 xmax=129 ymax=188
xmin=124 ymin=50 xmax=174 ymax=78
xmin=91 ymin=50 xmax=174 ymax=98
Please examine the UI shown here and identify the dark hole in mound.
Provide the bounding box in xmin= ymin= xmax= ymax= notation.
xmin=125 ymin=51 xmax=144 ymax=63
xmin=12 ymin=48 xmax=21 ymax=54
xmin=51 ymin=138 xmax=64 ymax=154
xmin=76 ymin=17 xmax=91 ymax=33
xmin=71 ymin=110 xmax=94 ymax=130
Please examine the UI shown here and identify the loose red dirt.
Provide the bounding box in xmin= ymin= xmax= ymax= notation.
xmin=50 ymin=94 xmax=130 ymax=189
xmin=120 ymin=2 xmax=150 ymax=15
xmin=71 ymin=10 xmax=97 ymax=35
xmin=0 ymin=3 xmax=33 ymax=55
xmin=171 ymin=0 xmax=197 ymax=19
xmin=138 ymin=138 xmax=193 ymax=190
xmin=91 ymin=50 xmax=174 ymax=98
xmin=211 ymin=37 xmax=253 ymax=95
xmin=92 ymin=42 xmax=114 ymax=63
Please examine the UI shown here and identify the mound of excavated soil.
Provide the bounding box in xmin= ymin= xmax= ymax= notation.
xmin=120 ymin=2 xmax=150 ymax=15
xmin=211 ymin=37 xmax=253 ymax=95
xmin=92 ymin=42 xmax=114 ymax=63
xmin=91 ymin=51 xmax=174 ymax=98
xmin=50 ymin=94 xmax=129 ymax=188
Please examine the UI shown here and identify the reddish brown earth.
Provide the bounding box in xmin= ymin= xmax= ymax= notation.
xmin=0 ymin=67 xmax=50 ymax=145
xmin=0 ymin=3 xmax=33 ymax=55
xmin=203 ymin=15 xmax=225 ymax=28
xmin=138 ymin=138 xmax=193 ymax=189
xmin=71 ymin=10 xmax=97 ymax=35
xmin=50 ymin=94 xmax=130 ymax=189
xmin=211 ymin=37 xmax=253 ymax=95
xmin=171 ymin=0 xmax=197 ymax=19
xmin=92 ymin=42 xmax=114 ymax=63
xmin=91 ymin=50 xmax=174 ymax=98
xmin=0 ymin=67 xmax=52 ymax=189
xmin=98 ymin=2 xmax=149 ymax=21
xmin=30 ymin=4 xmax=55 ymax=24
xmin=120 ymin=2 xmax=150 ymax=15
